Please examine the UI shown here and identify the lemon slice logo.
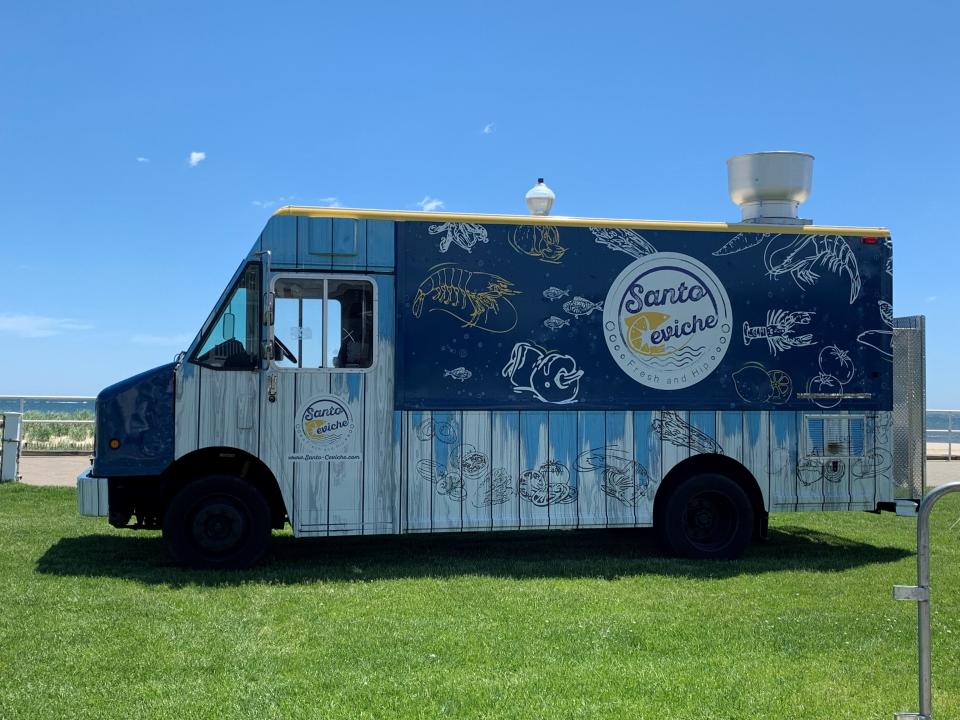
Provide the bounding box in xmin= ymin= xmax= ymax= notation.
xmin=304 ymin=418 xmax=328 ymax=441
xmin=623 ymin=312 xmax=670 ymax=356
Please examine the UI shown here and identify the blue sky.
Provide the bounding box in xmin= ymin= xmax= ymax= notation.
xmin=1 ymin=2 xmax=957 ymax=404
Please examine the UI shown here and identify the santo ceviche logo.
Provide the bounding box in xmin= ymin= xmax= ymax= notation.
xmin=603 ymin=252 xmax=732 ymax=390
xmin=288 ymin=396 xmax=360 ymax=463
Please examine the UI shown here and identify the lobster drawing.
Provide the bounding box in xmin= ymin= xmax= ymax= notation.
xmin=412 ymin=263 xmax=520 ymax=334
xmin=742 ymin=309 xmax=816 ymax=356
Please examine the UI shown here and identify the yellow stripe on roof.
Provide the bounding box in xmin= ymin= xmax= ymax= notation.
xmin=273 ymin=205 xmax=891 ymax=237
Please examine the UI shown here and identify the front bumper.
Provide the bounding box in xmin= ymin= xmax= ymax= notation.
xmin=77 ymin=468 xmax=109 ymax=517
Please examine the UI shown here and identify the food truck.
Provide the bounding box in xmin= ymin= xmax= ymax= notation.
xmin=77 ymin=152 xmax=925 ymax=568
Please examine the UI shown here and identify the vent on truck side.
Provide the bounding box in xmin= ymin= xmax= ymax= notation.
xmin=804 ymin=415 xmax=866 ymax=458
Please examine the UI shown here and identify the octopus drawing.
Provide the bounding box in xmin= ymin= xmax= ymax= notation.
xmin=412 ymin=263 xmax=520 ymax=333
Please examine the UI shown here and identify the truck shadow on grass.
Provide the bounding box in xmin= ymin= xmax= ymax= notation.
xmin=35 ymin=525 xmax=912 ymax=587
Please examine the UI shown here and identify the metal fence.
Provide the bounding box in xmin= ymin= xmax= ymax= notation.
xmin=926 ymin=409 xmax=960 ymax=460
xmin=0 ymin=396 xmax=95 ymax=454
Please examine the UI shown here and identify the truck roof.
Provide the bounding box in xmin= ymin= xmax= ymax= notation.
xmin=273 ymin=205 xmax=890 ymax=237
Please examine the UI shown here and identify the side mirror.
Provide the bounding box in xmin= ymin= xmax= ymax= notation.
xmin=263 ymin=292 xmax=275 ymax=326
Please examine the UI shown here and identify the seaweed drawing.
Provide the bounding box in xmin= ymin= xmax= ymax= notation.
xmin=519 ymin=461 xmax=577 ymax=506
xmin=589 ymin=227 xmax=657 ymax=259
xmin=412 ymin=263 xmax=520 ymax=333
xmin=508 ymin=225 xmax=566 ymax=263
xmin=857 ymin=300 xmax=894 ymax=361
xmin=712 ymin=232 xmax=861 ymax=303
xmin=651 ymin=411 xmax=723 ymax=454
xmin=415 ymin=418 xmax=459 ymax=444
xmin=742 ymin=310 xmax=815 ymax=355
xmin=472 ymin=468 xmax=515 ymax=508
xmin=428 ymin=222 xmax=489 ymax=253
xmin=851 ymin=448 xmax=892 ymax=478
xmin=732 ymin=362 xmax=793 ymax=405
xmin=502 ymin=342 xmax=583 ymax=405
xmin=576 ymin=446 xmax=653 ymax=505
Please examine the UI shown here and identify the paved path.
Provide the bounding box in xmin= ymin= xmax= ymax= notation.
xmin=11 ymin=453 xmax=960 ymax=490
xmin=17 ymin=455 xmax=90 ymax=486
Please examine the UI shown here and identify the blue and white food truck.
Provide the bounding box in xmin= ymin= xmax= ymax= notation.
xmin=77 ymin=152 xmax=925 ymax=568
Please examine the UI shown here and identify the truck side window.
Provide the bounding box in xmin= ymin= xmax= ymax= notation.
xmin=271 ymin=277 xmax=374 ymax=370
xmin=193 ymin=263 xmax=260 ymax=370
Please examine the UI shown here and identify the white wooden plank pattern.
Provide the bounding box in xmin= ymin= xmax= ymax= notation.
xmin=576 ymin=411 xmax=607 ymax=528
xmin=198 ymin=368 xmax=259 ymax=454
xmin=796 ymin=412 xmax=826 ymax=509
xmin=519 ymin=412 xmax=550 ymax=528
xmin=293 ymin=374 xmax=331 ymax=532
xmin=490 ymin=411 xmax=520 ymax=530
xmin=328 ymin=373 xmax=364 ymax=531
xmin=548 ymin=412 xmax=578 ymax=528
xmin=430 ymin=410 xmax=463 ymax=530
xmin=849 ymin=414 xmax=877 ymax=510
xmin=742 ymin=411 xmax=770 ymax=509
xmin=460 ymin=411 xmax=493 ymax=530
xmin=259 ymin=371 xmax=297 ymax=524
xmin=822 ymin=410 xmax=852 ymax=509
xmin=405 ymin=411 xmax=433 ymax=531
xmin=604 ymin=412 xmax=635 ymax=526
xmin=659 ymin=410 xmax=690 ymax=480
xmin=768 ymin=411 xmax=798 ymax=510
xmin=717 ymin=411 xmax=743 ymax=465
xmin=174 ymin=362 xmax=200 ymax=459
xmin=637 ymin=411 xmax=661 ymax=525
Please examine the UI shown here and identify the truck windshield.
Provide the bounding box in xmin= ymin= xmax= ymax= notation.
xmin=193 ymin=263 xmax=261 ymax=370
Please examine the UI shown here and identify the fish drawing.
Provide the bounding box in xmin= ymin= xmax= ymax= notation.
xmin=589 ymin=227 xmax=657 ymax=259
xmin=742 ymin=309 xmax=816 ymax=356
xmin=542 ymin=286 xmax=569 ymax=301
xmin=444 ymin=367 xmax=472 ymax=382
xmin=519 ymin=462 xmax=577 ymax=506
xmin=502 ymin=342 xmax=583 ymax=405
xmin=651 ymin=411 xmax=724 ymax=455
xmin=543 ymin=315 xmax=570 ymax=330
xmin=857 ymin=301 xmax=894 ymax=360
xmin=428 ymin=222 xmax=489 ymax=253
xmin=764 ymin=234 xmax=861 ymax=303
xmin=562 ymin=296 xmax=603 ymax=318
xmin=412 ymin=263 xmax=520 ymax=333
xmin=508 ymin=225 xmax=566 ymax=263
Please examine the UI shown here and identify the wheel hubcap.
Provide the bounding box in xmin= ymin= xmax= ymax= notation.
xmin=683 ymin=491 xmax=737 ymax=552
xmin=192 ymin=499 xmax=245 ymax=553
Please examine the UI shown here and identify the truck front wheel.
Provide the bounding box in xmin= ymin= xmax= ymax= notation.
xmin=658 ymin=473 xmax=754 ymax=560
xmin=163 ymin=475 xmax=271 ymax=569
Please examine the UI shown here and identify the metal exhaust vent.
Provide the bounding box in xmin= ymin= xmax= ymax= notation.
xmin=727 ymin=151 xmax=813 ymax=225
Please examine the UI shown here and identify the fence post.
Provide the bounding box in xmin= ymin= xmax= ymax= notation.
xmin=949 ymin=413 xmax=953 ymax=461
xmin=1 ymin=413 xmax=22 ymax=483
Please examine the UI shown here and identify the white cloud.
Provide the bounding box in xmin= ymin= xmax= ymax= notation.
xmin=252 ymin=195 xmax=297 ymax=209
xmin=136 ymin=156 xmax=150 ymax=163
xmin=188 ymin=151 xmax=206 ymax=167
xmin=482 ymin=122 xmax=495 ymax=135
xmin=0 ymin=314 xmax=93 ymax=338
xmin=416 ymin=196 xmax=445 ymax=212
xmin=927 ymin=295 xmax=937 ymax=302
xmin=131 ymin=333 xmax=192 ymax=347
xmin=317 ymin=196 xmax=342 ymax=208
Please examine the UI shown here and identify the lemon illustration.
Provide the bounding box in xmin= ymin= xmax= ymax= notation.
xmin=623 ymin=312 xmax=670 ymax=355
xmin=305 ymin=418 xmax=327 ymax=440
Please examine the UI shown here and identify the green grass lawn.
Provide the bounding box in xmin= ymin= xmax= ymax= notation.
xmin=2 ymin=484 xmax=959 ymax=719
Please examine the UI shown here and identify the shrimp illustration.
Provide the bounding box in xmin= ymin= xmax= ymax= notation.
xmin=763 ymin=234 xmax=861 ymax=303
xmin=742 ymin=310 xmax=816 ymax=355
xmin=411 ymin=263 xmax=520 ymax=333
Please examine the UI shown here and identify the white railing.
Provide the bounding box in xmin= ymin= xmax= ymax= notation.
xmin=0 ymin=395 xmax=95 ymax=456
xmin=926 ymin=409 xmax=960 ymax=460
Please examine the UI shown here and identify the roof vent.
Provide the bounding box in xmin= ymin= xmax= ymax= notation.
xmin=727 ymin=151 xmax=813 ymax=225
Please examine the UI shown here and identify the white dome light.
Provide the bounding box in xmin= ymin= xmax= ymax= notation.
xmin=525 ymin=178 xmax=555 ymax=216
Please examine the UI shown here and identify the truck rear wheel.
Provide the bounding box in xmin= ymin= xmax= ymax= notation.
xmin=163 ymin=475 xmax=271 ymax=569
xmin=658 ymin=473 xmax=753 ymax=560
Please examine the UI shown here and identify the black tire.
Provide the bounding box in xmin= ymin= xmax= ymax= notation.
xmin=163 ymin=475 xmax=271 ymax=569
xmin=658 ymin=473 xmax=754 ymax=560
